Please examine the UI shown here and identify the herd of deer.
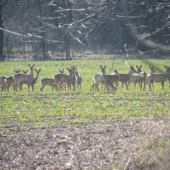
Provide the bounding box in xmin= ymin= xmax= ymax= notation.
xmin=0 ymin=64 xmax=170 ymax=92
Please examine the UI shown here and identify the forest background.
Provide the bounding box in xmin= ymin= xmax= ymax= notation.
xmin=0 ymin=0 xmax=169 ymax=61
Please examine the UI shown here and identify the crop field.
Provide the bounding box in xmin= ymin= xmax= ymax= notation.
xmin=0 ymin=59 xmax=170 ymax=169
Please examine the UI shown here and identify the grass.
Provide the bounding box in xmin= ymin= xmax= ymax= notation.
xmin=0 ymin=59 xmax=170 ymax=169
xmin=0 ymin=59 xmax=170 ymax=128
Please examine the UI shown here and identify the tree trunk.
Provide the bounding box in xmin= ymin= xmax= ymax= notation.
xmin=0 ymin=10 xmax=3 ymax=58
xmin=0 ymin=0 xmax=9 ymax=60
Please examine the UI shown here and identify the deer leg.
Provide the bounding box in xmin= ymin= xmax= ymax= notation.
xmin=121 ymin=82 xmax=124 ymax=91
xmin=90 ymin=84 xmax=94 ymax=92
xmin=149 ymin=82 xmax=152 ymax=91
xmin=40 ymin=85 xmax=44 ymax=91
xmin=161 ymin=82 xmax=164 ymax=90
xmin=134 ymin=82 xmax=136 ymax=91
xmin=19 ymin=83 xmax=23 ymax=91
xmin=139 ymin=82 xmax=142 ymax=90
xmin=28 ymin=83 xmax=30 ymax=92
xmin=125 ymin=82 xmax=129 ymax=91
xmin=94 ymin=83 xmax=99 ymax=91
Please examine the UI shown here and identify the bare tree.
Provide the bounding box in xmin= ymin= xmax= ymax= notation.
xmin=0 ymin=0 xmax=8 ymax=60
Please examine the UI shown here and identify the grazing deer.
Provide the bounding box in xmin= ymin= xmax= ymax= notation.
xmin=53 ymin=68 xmax=74 ymax=91
xmin=74 ymin=69 xmax=82 ymax=91
xmin=90 ymin=67 xmax=106 ymax=92
xmin=151 ymin=65 xmax=170 ymax=90
xmin=127 ymin=65 xmax=144 ymax=90
xmin=117 ymin=65 xmax=137 ymax=91
xmin=143 ymin=66 xmax=156 ymax=91
xmin=13 ymin=64 xmax=35 ymax=92
xmin=100 ymin=66 xmax=119 ymax=91
xmin=40 ymin=69 xmax=64 ymax=91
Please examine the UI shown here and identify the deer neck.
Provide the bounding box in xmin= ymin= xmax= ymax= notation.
xmin=127 ymin=69 xmax=134 ymax=78
xmin=75 ymin=72 xmax=78 ymax=78
xmin=30 ymin=69 xmax=33 ymax=79
xmin=34 ymin=72 xmax=39 ymax=80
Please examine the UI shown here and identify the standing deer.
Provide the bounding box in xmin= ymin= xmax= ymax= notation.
xmin=0 ymin=76 xmax=6 ymax=91
xmin=14 ymin=67 xmax=21 ymax=74
xmin=90 ymin=67 xmax=106 ymax=92
xmin=164 ymin=65 xmax=170 ymax=89
xmin=127 ymin=65 xmax=144 ymax=90
xmin=40 ymin=69 xmax=64 ymax=91
xmin=20 ymin=68 xmax=41 ymax=91
xmin=53 ymin=68 xmax=73 ymax=91
xmin=151 ymin=65 xmax=170 ymax=90
xmin=17 ymin=70 xmax=29 ymax=91
xmin=3 ymin=68 xmax=22 ymax=91
xmin=13 ymin=64 xmax=35 ymax=92
xmin=30 ymin=68 xmax=42 ymax=91
xmin=100 ymin=66 xmax=119 ymax=91
xmin=143 ymin=66 xmax=156 ymax=91
xmin=74 ymin=69 xmax=82 ymax=91
xmin=22 ymin=70 xmax=28 ymax=74
xmin=70 ymin=65 xmax=76 ymax=91
xmin=117 ymin=65 xmax=137 ymax=91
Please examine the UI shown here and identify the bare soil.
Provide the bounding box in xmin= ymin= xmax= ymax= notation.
xmin=1 ymin=115 xmax=170 ymax=170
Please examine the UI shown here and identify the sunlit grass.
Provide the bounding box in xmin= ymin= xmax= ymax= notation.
xmin=0 ymin=59 xmax=170 ymax=128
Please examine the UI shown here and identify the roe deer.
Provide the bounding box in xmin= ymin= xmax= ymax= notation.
xmin=3 ymin=68 xmax=22 ymax=91
xmin=0 ymin=76 xmax=6 ymax=91
xmin=70 ymin=65 xmax=76 ymax=91
xmin=100 ymin=66 xmax=119 ymax=91
xmin=127 ymin=65 xmax=144 ymax=90
xmin=20 ymin=68 xmax=41 ymax=91
xmin=14 ymin=67 xmax=21 ymax=74
xmin=13 ymin=64 xmax=35 ymax=92
xmin=117 ymin=65 xmax=137 ymax=91
xmin=22 ymin=70 xmax=28 ymax=74
xmin=53 ymin=68 xmax=73 ymax=91
xmin=151 ymin=65 xmax=170 ymax=90
xmin=31 ymin=68 xmax=41 ymax=91
xmin=90 ymin=67 xmax=106 ymax=92
xmin=164 ymin=65 xmax=170 ymax=89
xmin=40 ymin=69 xmax=64 ymax=91
xmin=74 ymin=69 xmax=82 ymax=91
xmin=143 ymin=66 xmax=156 ymax=91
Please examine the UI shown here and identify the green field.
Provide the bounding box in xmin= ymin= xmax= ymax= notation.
xmin=0 ymin=59 xmax=170 ymax=128
xmin=1 ymin=59 xmax=170 ymax=169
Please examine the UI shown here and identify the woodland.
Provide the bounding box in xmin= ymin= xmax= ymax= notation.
xmin=0 ymin=0 xmax=170 ymax=60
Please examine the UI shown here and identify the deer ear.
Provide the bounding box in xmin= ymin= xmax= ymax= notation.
xmin=140 ymin=65 xmax=142 ymax=68
xmin=164 ymin=65 xmax=167 ymax=68
xmin=28 ymin=64 xmax=30 ymax=67
xmin=39 ymin=69 xmax=41 ymax=71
